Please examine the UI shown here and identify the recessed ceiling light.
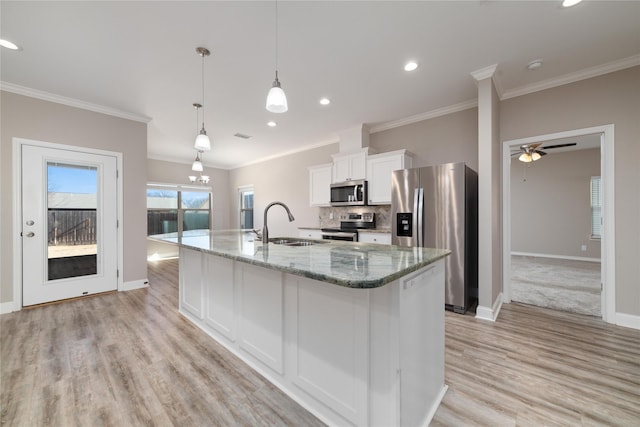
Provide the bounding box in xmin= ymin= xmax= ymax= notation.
xmin=404 ymin=61 xmax=418 ymax=72
xmin=0 ymin=39 xmax=20 ymax=50
xmin=319 ymin=98 xmax=331 ymax=106
xmin=526 ymin=59 xmax=543 ymax=70
xmin=562 ymin=0 xmax=583 ymax=7
xmin=267 ymin=121 xmax=277 ymax=127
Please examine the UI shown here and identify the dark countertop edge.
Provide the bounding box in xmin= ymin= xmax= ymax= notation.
xmin=163 ymin=238 xmax=450 ymax=289
xmin=298 ymin=227 xmax=392 ymax=233
xmin=358 ymin=228 xmax=391 ymax=234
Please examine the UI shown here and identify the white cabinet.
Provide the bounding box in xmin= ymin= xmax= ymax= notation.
xmin=358 ymin=232 xmax=391 ymax=245
xmin=366 ymin=150 xmax=413 ymax=204
xmin=308 ymin=164 xmax=332 ymax=206
xmin=299 ymin=229 xmax=322 ymax=239
xmin=179 ymin=248 xmax=204 ymax=319
xmin=331 ymin=150 xmax=367 ymax=183
xmin=178 ymin=247 xmax=447 ymax=427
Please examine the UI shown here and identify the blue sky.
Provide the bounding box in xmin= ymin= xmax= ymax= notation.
xmin=47 ymin=164 xmax=97 ymax=194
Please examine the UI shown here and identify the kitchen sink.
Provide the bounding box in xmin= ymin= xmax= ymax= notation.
xmin=269 ymin=238 xmax=328 ymax=246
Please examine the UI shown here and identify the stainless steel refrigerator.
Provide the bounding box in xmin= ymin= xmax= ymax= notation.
xmin=391 ymin=162 xmax=478 ymax=313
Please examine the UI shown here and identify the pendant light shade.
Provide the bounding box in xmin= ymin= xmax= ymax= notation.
xmin=266 ymin=71 xmax=288 ymax=113
xmin=194 ymin=132 xmax=210 ymax=152
xmin=194 ymin=47 xmax=212 ymax=151
xmin=192 ymin=151 xmax=204 ymax=172
xmin=266 ymin=0 xmax=288 ymax=113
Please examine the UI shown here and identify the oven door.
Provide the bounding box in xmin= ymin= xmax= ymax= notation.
xmin=321 ymin=231 xmax=358 ymax=242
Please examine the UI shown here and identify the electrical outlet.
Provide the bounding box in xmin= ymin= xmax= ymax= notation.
xmin=581 ymin=245 xmax=587 ymax=251
xmin=329 ymin=212 xmax=333 ymax=220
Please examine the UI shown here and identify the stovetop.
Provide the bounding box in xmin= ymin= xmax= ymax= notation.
xmin=322 ymin=212 xmax=375 ymax=232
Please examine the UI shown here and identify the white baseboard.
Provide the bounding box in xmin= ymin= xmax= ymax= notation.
xmin=511 ymin=251 xmax=600 ymax=263
xmin=475 ymin=292 xmax=503 ymax=322
xmin=0 ymin=301 xmax=18 ymax=315
xmin=121 ymin=279 xmax=149 ymax=291
xmin=615 ymin=312 xmax=640 ymax=330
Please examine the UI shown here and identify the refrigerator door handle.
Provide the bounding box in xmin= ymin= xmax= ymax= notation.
xmin=417 ymin=187 xmax=424 ymax=247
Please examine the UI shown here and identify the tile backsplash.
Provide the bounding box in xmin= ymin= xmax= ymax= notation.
xmin=319 ymin=205 xmax=391 ymax=229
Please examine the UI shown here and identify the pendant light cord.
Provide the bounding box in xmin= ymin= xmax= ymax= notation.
xmin=201 ymin=53 xmax=205 ymax=130
xmin=275 ymin=0 xmax=279 ymax=73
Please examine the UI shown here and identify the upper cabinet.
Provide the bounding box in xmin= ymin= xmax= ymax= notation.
xmin=308 ymin=164 xmax=332 ymax=206
xmin=331 ymin=149 xmax=368 ymax=183
xmin=366 ymin=150 xmax=413 ymax=205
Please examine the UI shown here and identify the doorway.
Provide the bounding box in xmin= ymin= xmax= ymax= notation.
xmin=502 ymin=125 xmax=615 ymax=323
xmin=16 ymin=140 xmax=120 ymax=307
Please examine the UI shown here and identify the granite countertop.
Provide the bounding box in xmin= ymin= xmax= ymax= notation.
xmin=150 ymin=230 xmax=449 ymax=289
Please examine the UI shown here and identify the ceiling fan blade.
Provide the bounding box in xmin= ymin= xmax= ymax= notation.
xmin=535 ymin=150 xmax=547 ymax=156
xmin=542 ymin=143 xmax=577 ymax=150
xmin=523 ymin=143 xmax=542 ymax=150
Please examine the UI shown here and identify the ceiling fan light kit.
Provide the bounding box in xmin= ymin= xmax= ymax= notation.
xmin=513 ymin=142 xmax=577 ymax=163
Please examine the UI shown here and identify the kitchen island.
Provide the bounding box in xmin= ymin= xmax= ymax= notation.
xmin=150 ymin=230 xmax=450 ymax=427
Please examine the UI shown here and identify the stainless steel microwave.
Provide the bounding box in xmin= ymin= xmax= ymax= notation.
xmin=330 ymin=180 xmax=368 ymax=206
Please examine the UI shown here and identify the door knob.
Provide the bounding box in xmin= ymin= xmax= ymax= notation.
xmin=22 ymin=232 xmax=35 ymax=237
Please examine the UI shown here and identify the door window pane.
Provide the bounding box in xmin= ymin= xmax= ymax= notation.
xmin=147 ymin=210 xmax=178 ymax=234
xmin=181 ymin=191 xmax=210 ymax=209
xmin=47 ymin=163 xmax=98 ymax=280
xmin=147 ymin=189 xmax=178 ymax=208
xmin=240 ymin=188 xmax=254 ymax=229
xmin=183 ymin=210 xmax=210 ymax=231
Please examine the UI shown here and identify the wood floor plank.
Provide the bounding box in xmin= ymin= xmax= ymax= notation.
xmin=2 ymin=258 xmax=639 ymax=426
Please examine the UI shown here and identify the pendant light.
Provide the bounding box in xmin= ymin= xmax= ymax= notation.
xmin=194 ymin=47 xmax=212 ymax=151
xmin=192 ymin=151 xmax=204 ymax=172
xmin=266 ymin=0 xmax=288 ymax=113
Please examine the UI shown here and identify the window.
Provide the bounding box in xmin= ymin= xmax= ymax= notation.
xmin=147 ymin=184 xmax=211 ymax=235
xmin=239 ymin=186 xmax=254 ymax=229
xmin=590 ymin=176 xmax=601 ymax=239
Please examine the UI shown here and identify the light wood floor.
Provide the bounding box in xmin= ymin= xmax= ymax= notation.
xmin=2 ymin=259 xmax=639 ymax=426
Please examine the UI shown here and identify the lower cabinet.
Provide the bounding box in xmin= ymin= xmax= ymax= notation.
xmin=178 ymin=247 xmax=445 ymax=427
xmin=298 ymin=229 xmax=322 ymax=239
xmin=358 ymin=232 xmax=391 ymax=244
xmin=179 ymin=248 xmax=204 ymax=318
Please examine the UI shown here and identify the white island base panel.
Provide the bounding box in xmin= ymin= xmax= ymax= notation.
xmin=179 ymin=247 xmax=447 ymax=427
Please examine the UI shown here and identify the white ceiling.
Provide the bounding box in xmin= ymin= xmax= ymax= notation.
xmin=2 ymin=1 xmax=639 ymax=169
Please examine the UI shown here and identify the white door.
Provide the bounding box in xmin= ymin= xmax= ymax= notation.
xmin=21 ymin=144 xmax=118 ymax=306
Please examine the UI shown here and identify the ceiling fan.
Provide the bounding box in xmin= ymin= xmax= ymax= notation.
xmin=511 ymin=142 xmax=577 ymax=162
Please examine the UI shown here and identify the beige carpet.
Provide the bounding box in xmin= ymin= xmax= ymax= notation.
xmin=510 ymin=255 xmax=601 ymax=317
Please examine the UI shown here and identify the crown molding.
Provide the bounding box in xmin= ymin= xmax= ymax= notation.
xmin=369 ymin=99 xmax=478 ymax=134
xmin=470 ymin=64 xmax=498 ymax=82
xmin=470 ymin=64 xmax=503 ymax=98
xmin=501 ymin=54 xmax=640 ymax=100
xmin=231 ymin=137 xmax=340 ymax=170
xmin=0 ymin=81 xmax=152 ymax=123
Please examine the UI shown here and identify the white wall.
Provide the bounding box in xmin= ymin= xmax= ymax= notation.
xmin=1 ymin=91 xmax=148 ymax=304
xmin=147 ymin=158 xmax=231 ymax=230
xmin=501 ymin=66 xmax=640 ymax=317
xmin=370 ymin=107 xmax=479 ymax=171
xmin=511 ymin=148 xmax=601 ymax=259
xmin=228 ymin=144 xmax=338 ymax=237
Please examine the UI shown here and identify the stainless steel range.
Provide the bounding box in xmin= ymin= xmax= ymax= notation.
xmin=321 ymin=212 xmax=375 ymax=242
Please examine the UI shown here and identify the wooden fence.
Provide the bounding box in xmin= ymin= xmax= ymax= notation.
xmin=48 ymin=209 xmax=96 ymax=246
xmin=147 ymin=211 xmax=178 ymax=235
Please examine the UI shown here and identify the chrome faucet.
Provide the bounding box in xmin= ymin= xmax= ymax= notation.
xmin=263 ymin=201 xmax=295 ymax=244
